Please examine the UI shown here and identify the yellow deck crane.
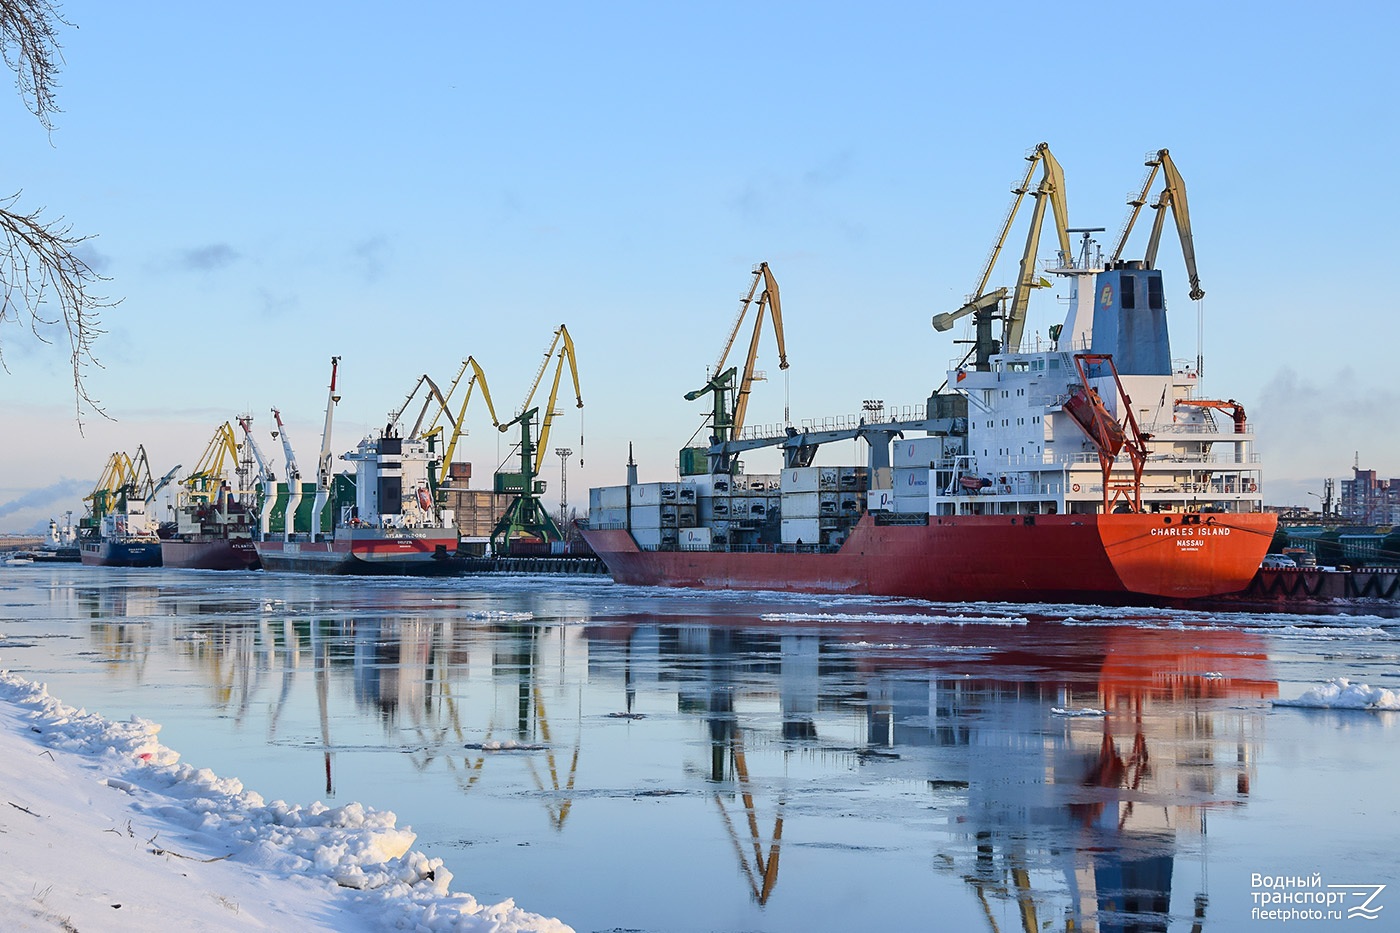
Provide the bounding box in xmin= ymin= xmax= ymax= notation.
xmin=1110 ymin=148 xmax=1204 ymax=300
xmin=492 ymin=325 xmax=583 ymax=555
xmin=684 ymin=262 xmax=789 ymax=474
xmin=932 ymin=142 xmax=1071 ymax=368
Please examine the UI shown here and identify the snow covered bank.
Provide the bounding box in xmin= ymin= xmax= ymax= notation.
xmin=1273 ymin=678 xmax=1400 ymax=711
xmin=0 ymin=668 xmax=573 ymax=932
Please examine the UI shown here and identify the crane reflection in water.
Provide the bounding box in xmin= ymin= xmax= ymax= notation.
xmin=69 ymin=582 xmax=1278 ymax=931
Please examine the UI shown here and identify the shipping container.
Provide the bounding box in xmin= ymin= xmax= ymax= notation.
xmin=893 ymin=494 xmax=931 ymax=514
xmin=678 ymin=504 xmax=697 ymax=527
xmin=891 ymin=436 xmax=947 ymax=467
xmin=679 ymin=447 xmax=709 ymax=476
xmin=630 ymin=504 xmax=663 ymax=530
xmin=632 ymin=527 xmax=664 ymax=549
xmin=893 ymin=467 xmax=931 ymax=493
xmin=590 ymin=507 xmax=628 ymax=527
xmin=781 ymin=467 xmax=820 ymax=493
xmin=783 ymin=491 xmax=820 ymax=518
xmin=837 ymin=466 xmax=869 ymax=490
xmin=679 ymin=527 xmax=712 ymax=550
xmin=631 ymin=483 xmax=667 ymax=506
xmin=868 ymin=489 xmax=898 ymax=511
xmin=599 ymin=485 xmax=629 ymax=510
xmin=781 ymin=517 xmax=821 ymax=545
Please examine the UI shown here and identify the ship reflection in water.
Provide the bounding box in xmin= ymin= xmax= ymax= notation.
xmin=9 ymin=571 xmax=1330 ymax=932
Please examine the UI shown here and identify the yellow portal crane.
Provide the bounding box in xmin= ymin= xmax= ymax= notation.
xmin=708 ymin=262 xmax=788 ymax=438
xmin=429 ymin=356 xmax=503 ymax=471
xmin=492 ymin=324 xmax=583 ymax=554
xmin=933 ymin=142 xmax=1071 ymax=355
xmin=180 ymin=422 xmax=242 ymax=506
xmin=502 ymin=324 xmax=583 ymax=477
xmin=1110 ymin=148 xmax=1204 ymax=300
xmin=84 ymin=450 xmax=143 ymax=521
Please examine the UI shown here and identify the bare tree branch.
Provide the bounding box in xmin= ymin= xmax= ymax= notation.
xmin=3 ymin=1 xmax=113 ymax=427
xmin=0 ymin=192 xmax=113 ymax=422
xmin=1 ymin=0 xmax=67 ymax=131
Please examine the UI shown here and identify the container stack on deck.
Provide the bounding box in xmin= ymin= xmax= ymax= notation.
xmin=590 ymin=465 xmax=870 ymax=552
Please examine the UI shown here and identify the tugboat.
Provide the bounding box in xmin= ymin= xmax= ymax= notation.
xmin=253 ymin=357 xmax=459 ymax=575
xmin=78 ymin=447 xmax=179 ymax=567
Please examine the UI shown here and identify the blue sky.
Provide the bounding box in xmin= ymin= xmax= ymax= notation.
xmin=2 ymin=0 xmax=1396 ymax=533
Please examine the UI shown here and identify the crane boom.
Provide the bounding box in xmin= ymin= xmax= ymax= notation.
xmin=1110 ymin=148 xmax=1204 ymax=300
xmin=504 ymin=324 xmax=583 ymax=475
xmin=936 ymin=143 xmax=1070 ymax=352
xmin=440 ymin=356 xmax=502 ymax=470
xmin=181 ymin=423 xmax=241 ymax=505
xmin=689 ymin=263 xmax=790 ymax=457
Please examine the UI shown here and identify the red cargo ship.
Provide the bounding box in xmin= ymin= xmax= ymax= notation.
xmin=582 ymin=149 xmax=1277 ymax=604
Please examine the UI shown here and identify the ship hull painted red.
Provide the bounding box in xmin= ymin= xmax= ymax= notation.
xmin=580 ymin=512 xmax=1277 ymax=604
xmin=255 ymin=528 xmax=458 ymax=576
xmin=160 ymin=537 xmax=260 ymax=571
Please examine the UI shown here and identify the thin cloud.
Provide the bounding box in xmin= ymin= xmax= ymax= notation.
xmin=0 ymin=478 xmax=91 ymax=518
xmin=179 ymin=243 xmax=242 ymax=272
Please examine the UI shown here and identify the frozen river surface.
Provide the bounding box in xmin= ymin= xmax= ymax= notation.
xmin=2 ymin=564 xmax=1398 ymax=932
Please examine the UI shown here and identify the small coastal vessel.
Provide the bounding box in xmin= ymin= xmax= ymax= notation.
xmin=253 ymin=358 xmax=459 ymax=575
xmin=31 ymin=513 xmax=81 ymax=563
xmin=581 ymin=147 xmax=1277 ymax=605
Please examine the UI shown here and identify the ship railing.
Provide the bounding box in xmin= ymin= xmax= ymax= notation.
xmin=1061 ymin=451 xmax=1263 ymax=467
xmin=1143 ymin=420 xmax=1253 ymax=436
xmin=736 ymin=403 xmax=933 ymax=442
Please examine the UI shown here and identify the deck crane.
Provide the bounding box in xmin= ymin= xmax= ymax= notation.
xmin=146 ymin=460 xmax=183 ymax=514
xmin=309 ymin=356 xmax=342 ymax=541
xmin=1175 ymin=398 xmax=1247 ymax=433
xmin=1110 ymin=148 xmax=1204 ymax=300
xmin=237 ymin=414 xmax=277 ymax=538
xmin=933 ymin=142 xmax=1071 ymax=364
xmin=386 ymin=371 xmax=454 ymax=514
xmin=270 ymin=407 xmax=302 ymax=540
xmin=491 ymin=324 xmax=583 ymax=555
xmin=685 ymin=262 xmax=789 ymax=473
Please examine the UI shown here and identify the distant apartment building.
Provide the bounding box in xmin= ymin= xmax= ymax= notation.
xmin=1339 ymin=467 xmax=1399 ymax=523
